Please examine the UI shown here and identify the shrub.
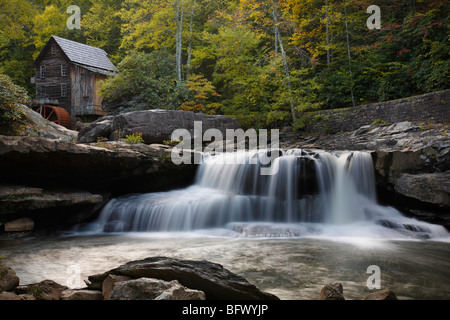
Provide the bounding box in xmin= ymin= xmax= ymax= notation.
xmin=0 ymin=72 xmax=29 ymax=135
xmin=124 ymin=132 xmax=144 ymax=144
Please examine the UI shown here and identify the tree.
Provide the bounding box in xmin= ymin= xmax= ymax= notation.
xmin=0 ymin=72 xmax=29 ymax=135
xmin=175 ymin=0 xmax=185 ymax=86
xmin=0 ymin=0 xmax=36 ymax=92
xmin=100 ymin=50 xmax=185 ymax=110
xmin=83 ymin=0 xmax=123 ymax=63
xmin=180 ymin=74 xmax=222 ymax=114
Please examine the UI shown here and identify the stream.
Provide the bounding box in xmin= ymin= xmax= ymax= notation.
xmin=1 ymin=149 xmax=449 ymax=300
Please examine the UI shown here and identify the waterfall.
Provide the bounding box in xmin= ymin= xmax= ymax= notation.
xmin=91 ymin=149 xmax=448 ymax=239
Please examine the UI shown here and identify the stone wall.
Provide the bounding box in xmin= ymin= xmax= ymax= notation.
xmin=302 ymin=89 xmax=449 ymax=134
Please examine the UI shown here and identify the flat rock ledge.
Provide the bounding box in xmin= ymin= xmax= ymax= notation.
xmin=0 ymin=257 xmax=278 ymax=300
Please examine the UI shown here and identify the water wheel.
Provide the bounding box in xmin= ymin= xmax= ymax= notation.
xmin=36 ymin=105 xmax=72 ymax=129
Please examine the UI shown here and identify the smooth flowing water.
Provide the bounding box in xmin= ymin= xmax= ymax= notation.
xmin=1 ymin=233 xmax=449 ymax=299
xmin=1 ymin=149 xmax=449 ymax=299
xmin=90 ymin=149 xmax=448 ymax=239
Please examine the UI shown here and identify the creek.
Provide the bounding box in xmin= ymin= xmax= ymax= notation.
xmin=1 ymin=149 xmax=449 ymax=299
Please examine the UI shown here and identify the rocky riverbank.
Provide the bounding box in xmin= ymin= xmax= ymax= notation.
xmin=0 ymin=257 xmax=278 ymax=300
xmin=0 ymin=257 xmax=396 ymax=300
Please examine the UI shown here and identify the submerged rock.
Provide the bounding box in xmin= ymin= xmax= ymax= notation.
xmin=88 ymin=256 xmax=279 ymax=300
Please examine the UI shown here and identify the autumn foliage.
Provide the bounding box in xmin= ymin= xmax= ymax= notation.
xmin=0 ymin=0 xmax=448 ymax=129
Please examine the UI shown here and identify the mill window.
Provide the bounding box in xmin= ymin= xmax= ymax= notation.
xmin=40 ymin=66 xmax=46 ymax=78
xmin=61 ymin=83 xmax=67 ymax=97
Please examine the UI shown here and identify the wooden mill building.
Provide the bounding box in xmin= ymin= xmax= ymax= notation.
xmin=34 ymin=36 xmax=118 ymax=128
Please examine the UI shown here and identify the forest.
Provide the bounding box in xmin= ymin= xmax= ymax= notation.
xmin=0 ymin=0 xmax=448 ymax=129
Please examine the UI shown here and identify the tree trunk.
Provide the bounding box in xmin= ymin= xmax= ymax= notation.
xmin=343 ymin=0 xmax=356 ymax=108
xmin=186 ymin=0 xmax=196 ymax=78
xmin=176 ymin=0 xmax=184 ymax=87
xmin=274 ymin=24 xmax=278 ymax=54
xmin=272 ymin=2 xmax=296 ymax=122
xmin=325 ymin=0 xmax=330 ymax=67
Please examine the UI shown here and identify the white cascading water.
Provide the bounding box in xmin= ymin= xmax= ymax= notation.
xmin=90 ymin=149 xmax=448 ymax=239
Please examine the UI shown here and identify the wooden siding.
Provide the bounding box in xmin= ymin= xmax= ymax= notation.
xmin=70 ymin=65 xmax=106 ymax=116
xmin=35 ymin=38 xmax=71 ymax=114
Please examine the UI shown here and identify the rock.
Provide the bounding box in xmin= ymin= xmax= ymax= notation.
xmin=78 ymin=116 xmax=114 ymax=143
xmin=18 ymin=294 xmax=36 ymax=300
xmin=386 ymin=121 xmax=419 ymax=134
xmin=0 ymin=291 xmax=22 ymax=300
xmin=363 ymin=290 xmax=398 ymax=300
xmin=15 ymin=280 xmax=68 ymax=300
xmin=78 ymin=109 xmax=241 ymax=144
xmin=0 ymin=186 xmax=104 ymax=216
xmin=317 ymin=283 xmax=345 ymax=300
xmin=102 ymin=274 xmax=131 ymax=300
xmin=110 ymin=278 xmax=205 ymax=300
xmin=395 ymin=172 xmax=450 ymax=207
xmin=76 ymin=121 xmax=86 ymax=131
xmin=0 ymin=265 xmax=20 ymax=292
xmin=60 ymin=289 xmax=103 ymax=300
xmin=19 ymin=104 xmax=78 ymax=142
xmin=0 ymin=136 xmax=198 ymax=197
xmin=88 ymin=257 xmax=279 ymax=300
xmin=0 ymin=185 xmax=105 ymax=231
xmin=4 ymin=217 xmax=34 ymax=232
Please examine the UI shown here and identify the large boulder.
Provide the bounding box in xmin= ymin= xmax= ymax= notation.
xmin=19 ymin=104 xmax=78 ymax=142
xmin=110 ymin=278 xmax=206 ymax=300
xmin=78 ymin=109 xmax=241 ymax=144
xmin=87 ymin=256 xmax=279 ymax=300
xmin=395 ymin=172 xmax=450 ymax=207
xmin=102 ymin=274 xmax=131 ymax=299
xmin=0 ymin=265 xmax=20 ymax=292
xmin=77 ymin=116 xmax=114 ymax=144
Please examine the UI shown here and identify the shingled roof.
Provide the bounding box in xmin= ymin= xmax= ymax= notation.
xmin=37 ymin=36 xmax=118 ymax=75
